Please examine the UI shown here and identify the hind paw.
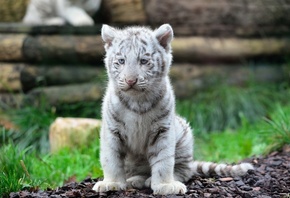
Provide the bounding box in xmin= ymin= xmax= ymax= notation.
xmin=126 ymin=176 xmax=147 ymax=189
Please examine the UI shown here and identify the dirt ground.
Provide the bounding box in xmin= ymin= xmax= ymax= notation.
xmin=10 ymin=145 xmax=290 ymax=198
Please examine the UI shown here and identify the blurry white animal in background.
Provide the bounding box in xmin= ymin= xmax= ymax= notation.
xmin=22 ymin=0 xmax=101 ymax=26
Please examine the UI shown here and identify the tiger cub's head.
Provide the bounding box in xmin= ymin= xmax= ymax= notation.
xmin=101 ymin=24 xmax=173 ymax=94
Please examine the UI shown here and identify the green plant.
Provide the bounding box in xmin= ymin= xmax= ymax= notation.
xmin=0 ymin=144 xmax=42 ymax=198
xmin=260 ymin=104 xmax=290 ymax=153
xmin=8 ymin=105 xmax=56 ymax=154
xmin=31 ymin=139 xmax=102 ymax=187
xmin=176 ymin=83 xmax=285 ymax=134
xmin=194 ymin=102 xmax=290 ymax=163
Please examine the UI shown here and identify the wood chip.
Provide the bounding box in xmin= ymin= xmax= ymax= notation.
xmin=219 ymin=177 xmax=233 ymax=182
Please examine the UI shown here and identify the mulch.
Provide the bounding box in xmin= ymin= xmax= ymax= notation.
xmin=10 ymin=145 xmax=290 ymax=198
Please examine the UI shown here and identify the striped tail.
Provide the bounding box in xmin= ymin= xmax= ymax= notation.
xmin=190 ymin=161 xmax=254 ymax=177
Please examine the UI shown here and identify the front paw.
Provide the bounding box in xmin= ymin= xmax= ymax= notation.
xmin=92 ymin=181 xmax=127 ymax=192
xmin=152 ymin=181 xmax=187 ymax=195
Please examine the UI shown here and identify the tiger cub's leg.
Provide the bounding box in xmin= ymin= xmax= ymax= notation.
xmin=174 ymin=116 xmax=194 ymax=183
xmin=147 ymin=127 xmax=187 ymax=195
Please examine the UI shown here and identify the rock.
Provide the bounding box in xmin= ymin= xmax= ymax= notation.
xmin=235 ymin=180 xmax=245 ymax=186
xmin=270 ymin=160 xmax=282 ymax=166
xmin=49 ymin=117 xmax=101 ymax=153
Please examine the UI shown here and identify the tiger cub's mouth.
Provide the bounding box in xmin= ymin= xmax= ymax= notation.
xmin=121 ymin=84 xmax=146 ymax=93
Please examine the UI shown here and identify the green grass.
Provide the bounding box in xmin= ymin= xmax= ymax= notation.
xmin=194 ymin=104 xmax=290 ymax=163
xmin=4 ymin=105 xmax=56 ymax=154
xmin=31 ymin=138 xmax=102 ymax=187
xmin=194 ymin=116 xmax=260 ymax=162
xmin=0 ymin=138 xmax=102 ymax=197
xmin=260 ymin=104 xmax=290 ymax=153
xmin=0 ymin=144 xmax=42 ymax=198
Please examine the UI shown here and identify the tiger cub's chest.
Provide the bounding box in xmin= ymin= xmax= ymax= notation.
xmin=114 ymin=106 xmax=167 ymax=154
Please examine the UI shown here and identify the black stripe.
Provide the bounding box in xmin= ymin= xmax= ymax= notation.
xmin=151 ymin=107 xmax=171 ymax=125
xmin=116 ymin=90 xmax=132 ymax=111
xmin=106 ymin=136 xmax=126 ymax=159
xmin=176 ymin=127 xmax=189 ymax=146
xmin=148 ymin=88 xmax=167 ymax=112
xmin=174 ymin=170 xmax=189 ymax=182
xmin=147 ymin=146 xmax=167 ymax=162
xmin=119 ymin=46 xmax=125 ymax=54
xmin=225 ymin=166 xmax=232 ymax=177
xmin=156 ymin=57 xmax=161 ymax=75
xmin=147 ymin=151 xmax=158 ymax=162
xmin=109 ymin=109 xmax=126 ymax=128
xmin=107 ymin=100 xmax=126 ymax=128
xmin=208 ymin=163 xmax=217 ymax=176
xmin=220 ymin=166 xmax=227 ymax=176
xmin=175 ymin=155 xmax=193 ymax=162
xmin=147 ymin=64 xmax=155 ymax=71
xmin=175 ymin=163 xmax=191 ymax=178
xmin=161 ymin=60 xmax=166 ymax=74
xmin=109 ymin=127 xmax=126 ymax=144
xmin=157 ymin=50 xmax=166 ymax=75
xmin=140 ymin=39 xmax=148 ymax=46
xmin=197 ymin=163 xmax=204 ymax=175
xmin=118 ymin=40 xmax=125 ymax=48
xmin=149 ymin=154 xmax=175 ymax=167
xmin=176 ymin=122 xmax=191 ymax=150
xmin=158 ymin=170 xmax=163 ymax=178
xmin=175 ymin=163 xmax=189 ymax=170
xmin=116 ymin=88 xmax=166 ymax=115
xmin=150 ymin=127 xmax=169 ymax=146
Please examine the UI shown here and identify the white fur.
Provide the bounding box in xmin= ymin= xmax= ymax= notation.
xmin=201 ymin=162 xmax=212 ymax=175
xmin=23 ymin=0 xmax=101 ymax=26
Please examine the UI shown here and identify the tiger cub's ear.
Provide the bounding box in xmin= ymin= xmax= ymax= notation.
xmin=101 ymin=24 xmax=117 ymax=48
xmin=154 ymin=24 xmax=174 ymax=52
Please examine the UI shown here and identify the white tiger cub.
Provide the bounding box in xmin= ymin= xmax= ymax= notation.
xmin=93 ymin=24 xmax=254 ymax=195
xmin=23 ymin=0 xmax=101 ymax=26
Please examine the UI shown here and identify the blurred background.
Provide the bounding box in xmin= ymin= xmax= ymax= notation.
xmin=0 ymin=0 xmax=290 ymax=196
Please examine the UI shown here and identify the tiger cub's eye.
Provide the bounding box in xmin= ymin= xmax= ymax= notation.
xmin=140 ymin=59 xmax=148 ymax=65
xmin=118 ymin=59 xmax=125 ymax=64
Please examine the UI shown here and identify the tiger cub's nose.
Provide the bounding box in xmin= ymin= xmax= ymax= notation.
xmin=125 ymin=78 xmax=138 ymax=86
